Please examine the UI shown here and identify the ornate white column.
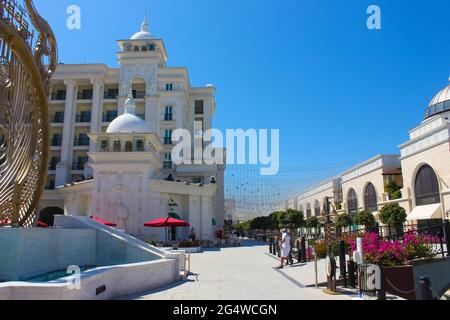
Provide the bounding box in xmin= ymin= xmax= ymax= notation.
xmin=201 ymin=196 xmax=213 ymax=240
xmin=189 ymin=195 xmax=202 ymax=238
xmin=90 ymin=78 xmax=104 ymax=135
xmin=145 ymin=96 xmax=158 ymax=133
xmin=56 ymin=79 xmax=77 ymax=188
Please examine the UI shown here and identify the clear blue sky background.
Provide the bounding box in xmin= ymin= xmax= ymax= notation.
xmin=36 ymin=0 xmax=450 ymax=191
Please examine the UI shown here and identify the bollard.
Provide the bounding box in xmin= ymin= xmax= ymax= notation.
xmin=419 ymin=277 xmax=433 ymax=300
xmin=347 ymin=260 xmax=356 ymax=289
xmin=339 ymin=240 xmax=347 ymax=288
xmin=444 ymin=220 xmax=450 ymax=257
xmin=301 ymin=237 xmax=307 ymax=263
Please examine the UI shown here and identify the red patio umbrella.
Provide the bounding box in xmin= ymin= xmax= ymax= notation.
xmin=144 ymin=217 xmax=190 ymax=228
xmin=90 ymin=216 xmax=117 ymax=227
xmin=144 ymin=217 xmax=190 ymax=242
xmin=0 ymin=219 xmax=10 ymax=225
xmin=37 ymin=221 xmax=49 ymax=228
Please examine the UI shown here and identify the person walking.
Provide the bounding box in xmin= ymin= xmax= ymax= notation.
xmin=190 ymin=228 xmax=197 ymax=242
xmin=277 ymin=228 xmax=291 ymax=269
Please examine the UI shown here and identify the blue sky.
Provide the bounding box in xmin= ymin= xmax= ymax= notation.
xmin=36 ymin=0 xmax=450 ymax=196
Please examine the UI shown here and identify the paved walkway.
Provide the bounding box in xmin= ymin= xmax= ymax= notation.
xmin=120 ymin=240 xmax=356 ymax=300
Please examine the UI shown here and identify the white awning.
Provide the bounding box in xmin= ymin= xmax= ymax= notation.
xmin=407 ymin=204 xmax=443 ymax=221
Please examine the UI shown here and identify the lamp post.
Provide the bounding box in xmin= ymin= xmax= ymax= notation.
xmin=318 ymin=196 xmax=340 ymax=295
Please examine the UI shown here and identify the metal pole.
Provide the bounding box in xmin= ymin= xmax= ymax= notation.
xmin=419 ymin=277 xmax=433 ymax=300
xmin=339 ymin=240 xmax=347 ymax=288
xmin=314 ymin=244 xmax=318 ymax=289
xmin=443 ymin=220 xmax=450 ymax=257
xmin=347 ymin=260 xmax=356 ymax=289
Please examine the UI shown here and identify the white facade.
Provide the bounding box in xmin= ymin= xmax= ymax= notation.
xmin=39 ymin=17 xmax=226 ymax=240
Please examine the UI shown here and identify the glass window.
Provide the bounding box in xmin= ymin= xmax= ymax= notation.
xmin=125 ymin=141 xmax=133 ymax=152
xmin=113 ymin=140 xmax=121 ymax=152
xmin=314 ymin=201 xmax=321 ymax=216
xmin=195 ymin=100 xmax=204 ymax=115
xmin=364 ymin=183 xmax=378 ymax=213
xmin=165 ymin=83 xmax=173 ymax=91
xmin=347 ymin=189 xmax=358 ymax=214
xmin=415 ymin=165 xmax=440 ymax=206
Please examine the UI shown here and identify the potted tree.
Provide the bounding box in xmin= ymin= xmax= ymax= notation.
xmin=379 ymin=203 xmax=407 ymax=235
xmin=335 ymin=213 xmax=353 ymax=235
xmin=354 ymin=210 xmax=377 ymax=232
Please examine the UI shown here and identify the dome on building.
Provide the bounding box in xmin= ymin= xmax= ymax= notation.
xmin=106 ymin=89 xmax=150 ymax=134
xmin=131 ymin=14 xmax=155 ymax=40
xmin=424 ymin=80 xmax=450 ymax=120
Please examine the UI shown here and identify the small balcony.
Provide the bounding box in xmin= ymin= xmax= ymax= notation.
xmin=77 ymin=90 xmax=93 ymax=100
xmin=163 ymin=161 xmax=173 ymax=170
xmin=51 ymin=138 xmax=62 ymax=147
xmin=51 ymin=91 xmax=66 ymax=101
xmin=104 ymin=90 xmax=119 ymax=100
xmin=102 ymin=112 xmax=118 ymax=123
xmin=75 ymin=114 xmax=92 ymax=123
xmin=72 ymin=162 xmax=87 ymax=171
xmin=74 ymin=137 xmax=90 ymax=147
xmin=51 ymin=114 xmax=64 ymax=123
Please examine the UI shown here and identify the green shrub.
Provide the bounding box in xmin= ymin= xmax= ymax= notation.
xmin=354 ymin=210 xmax=376 ymax=228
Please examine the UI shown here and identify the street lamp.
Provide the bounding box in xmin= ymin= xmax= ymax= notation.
xmin=319 ymin=196 xmax=339 ymax=295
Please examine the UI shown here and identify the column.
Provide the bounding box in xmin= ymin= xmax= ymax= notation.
xmin=56 ymin=79 xmax=77 ymax=188
xmin=145 ymin=96 xmax=158 ymax=133
xmin=215 ymin=165 xmax=226 ymax=229
xmin=90 ymin=78 xmax=104 ymax=135
xmin=189 ymin=195 xmax=202 ymax=238
xmin=201 ymin=196 xmax=213 ymax=240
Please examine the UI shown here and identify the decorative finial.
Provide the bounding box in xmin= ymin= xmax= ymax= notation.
xmin=124 ymin=81 xmax=136 ymax=115
xmin=141 ymin=12 xmax=149 ymax=32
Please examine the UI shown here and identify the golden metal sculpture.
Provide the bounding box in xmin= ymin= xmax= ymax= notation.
xmin=0 ymin=0 xmax=57 ymax=227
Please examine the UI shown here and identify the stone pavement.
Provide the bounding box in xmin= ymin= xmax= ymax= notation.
xmin=120 ymin=240 xmax=357 ymax=300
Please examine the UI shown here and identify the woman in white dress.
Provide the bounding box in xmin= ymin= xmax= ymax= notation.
xmin=277 ymin=229 xmax=291 ymax=269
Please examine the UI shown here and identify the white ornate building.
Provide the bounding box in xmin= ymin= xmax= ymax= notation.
xmin=38 ymin=16 xmax=225 ymax=241
xmin=284 ymin=80 xmax=450 ymax=227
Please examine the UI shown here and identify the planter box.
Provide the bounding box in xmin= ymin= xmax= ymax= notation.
xmin=382 ymin=257 xmax=450 ymax=300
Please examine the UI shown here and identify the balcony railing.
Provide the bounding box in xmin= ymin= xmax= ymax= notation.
xmin=51 ymin=138 xmax=62 ymax=147
xmin=163 ymin=161 xmax=173 ymax=170
xmin=76 ymin=114 xmax=92 ymax=123
xmin=104 ymin=91 xmax=119 ymax=99
xmin=77 ymin=91 xmax=93 ymax=100
xmin=72 ymin=162 xmax=87 ymax=171
xmin=51 ymin=92 xmax=66 ymax=101
xmin=102 ymin=112 xmax=118 ymax=122
xmin=164 ymin=137 xmax=173 ymax=145
xmin=134 ymin=91 xmax=146 ymax=99
xmin=51 ymin=115 xmax=64 ymax=123
xmin=74 ymin=137 xmax=90 ymax=147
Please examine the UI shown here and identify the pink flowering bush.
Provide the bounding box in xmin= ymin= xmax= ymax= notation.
xmin=348 ymin=232 xmax=437 ymax=267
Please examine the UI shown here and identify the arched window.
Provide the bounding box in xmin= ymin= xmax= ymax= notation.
xmin=125 ymin=141 xmax=133 ymax=152
xmin=314 ymin=200 xmax=321 ymax=216
xmin=364 ymin=183 xmax=378 ymax=213
xmin=113 ymin=139 xmax=121 ymax=152
xmin=299 ymin=206 xmax=304 ymax=217
xmin=415 ymin=165 xmax=440 ymax=206
xmin=306 ymin=203 xmax=311 ymax=218
xmin=347 ymin=189 xmax=358 ymax=214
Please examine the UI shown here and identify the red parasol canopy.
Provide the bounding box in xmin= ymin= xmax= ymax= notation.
xmin=0 ymin=219 xmax=10 ymax=225
xmin=37 ymin=221 xmax=49 ymax=228
xmin=144 ymin=217 xmax=190 ymax=228
xmin=90 ymin=216 xmax=117 ymax=227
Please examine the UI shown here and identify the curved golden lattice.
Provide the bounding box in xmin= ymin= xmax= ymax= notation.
xmin=0 ymin=0 xmax=57 ymax=227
